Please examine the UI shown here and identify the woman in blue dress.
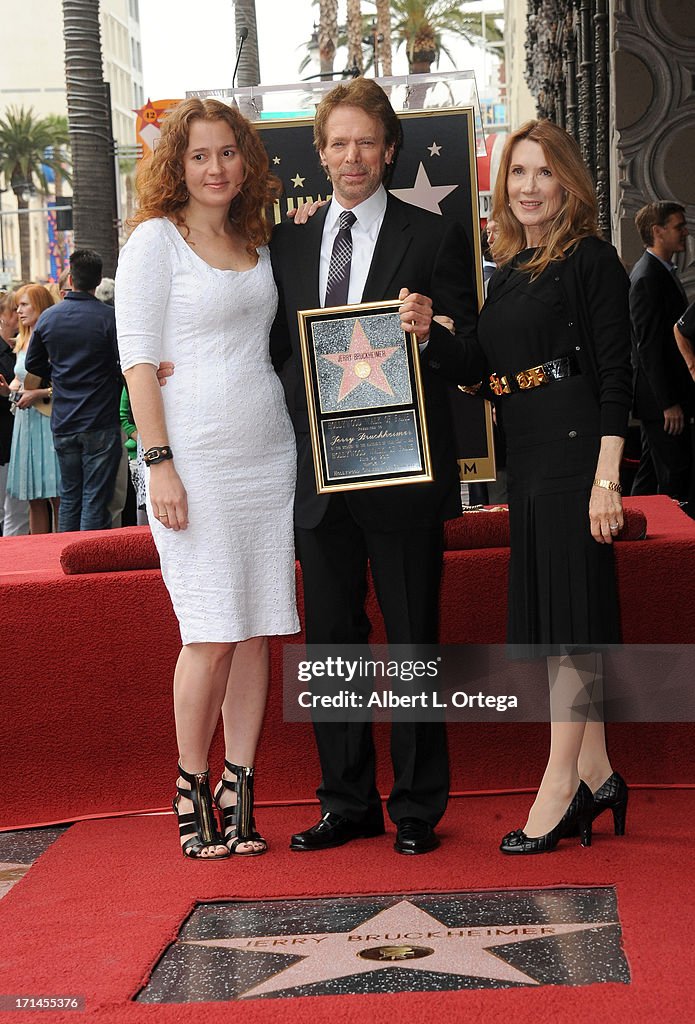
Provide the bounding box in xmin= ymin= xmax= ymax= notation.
xmin=6 ymin=284 xmax=60 ymax=533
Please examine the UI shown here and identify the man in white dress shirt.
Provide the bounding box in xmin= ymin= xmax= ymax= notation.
xmin=270 ymin=78 xmax=479 ymax=856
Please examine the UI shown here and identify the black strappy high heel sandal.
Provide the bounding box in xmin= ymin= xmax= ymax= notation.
xmin=214 ymin=759 xmax=268 ymax=856
xmin=499 ymin=781 xmax=594 ymax=855
xmin=173 ymin=764 xmax=229 ymax=860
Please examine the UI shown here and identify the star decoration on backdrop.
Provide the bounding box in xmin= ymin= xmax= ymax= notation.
xmin=183 ymin=899 xmax=617 ymax=999
xmin=321 ymin=319 xmax=398 ymax=402
xmin=291 ymin=172 xmax=306 ymax=188
xmin=273 ymin=156 xmax=281 ymax=165
xmin=389 ymin=163 xmax=458 ymax=215
xmin=428 ymin=142 xmax=442 ymax=156
xmin=134 ymin=98 xmax=162 ymax=127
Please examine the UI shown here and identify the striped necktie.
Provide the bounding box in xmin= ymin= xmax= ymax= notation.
xmin=325 ymin=210 xmax=357 ymax=308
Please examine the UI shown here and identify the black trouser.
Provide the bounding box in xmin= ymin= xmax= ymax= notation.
xmin=631 ymin=420 xmax=692 ymax=503
xmin=295 ymin=495 xmax=449 ymax=826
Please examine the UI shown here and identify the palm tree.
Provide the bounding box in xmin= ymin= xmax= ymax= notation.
xmin=63 ymin=0 xmax=118 ymax=275
xmin=346 ymin=0 xmax=364 ymax=75
xmin=235 ymin=0 xmax=261 ymax=87
xmin=0 ymin=106 xmax=70 ymax=281
xmin=319 ymin=0 xmax=339 ymax=77
xmin=375 ymin=0 xmax=393 ymax=77
xmin=391 ymin=0 xmax=503 ymax=74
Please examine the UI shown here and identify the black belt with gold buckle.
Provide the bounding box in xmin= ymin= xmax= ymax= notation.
xmin=489 ymin=353 xmax=581 ymax=396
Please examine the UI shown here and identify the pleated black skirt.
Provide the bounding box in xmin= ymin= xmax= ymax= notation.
xmin=502 ymin=376 xmax=621 ymax=657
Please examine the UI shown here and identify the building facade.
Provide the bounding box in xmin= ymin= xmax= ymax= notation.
xmin=503 ymin=0 xmax=694 ymax=291
xmin=0 ymin=0 xmax=143 ymax=283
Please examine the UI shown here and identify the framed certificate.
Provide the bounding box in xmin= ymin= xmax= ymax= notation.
xmin=297 ymin=299 xmax=433 ymax=493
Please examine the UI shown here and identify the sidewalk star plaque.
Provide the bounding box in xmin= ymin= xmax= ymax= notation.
xmin=136 ymin=886 xmax=630 ymax=1002
xmin=298 ymin=300 xmax=433 ymax=492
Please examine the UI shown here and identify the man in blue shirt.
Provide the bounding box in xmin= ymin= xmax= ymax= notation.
xmin=25 ymin=250 xmax=122 ymax=531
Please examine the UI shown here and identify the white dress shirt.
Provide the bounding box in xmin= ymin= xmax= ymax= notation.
xmin=319 ymin=186 xmax=388 ymax=307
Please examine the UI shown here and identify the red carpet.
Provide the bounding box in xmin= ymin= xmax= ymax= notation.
xmin=3 ymin=494 xmax=695 ymax=829
xmin=1 ymin=791 xmax=693 ymax=1022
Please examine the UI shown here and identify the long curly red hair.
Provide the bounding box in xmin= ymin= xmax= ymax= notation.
xmin=130 ymin=99 xmax=282 ymax=255
xmin=14 ymin=284 xmax=55 ymax=352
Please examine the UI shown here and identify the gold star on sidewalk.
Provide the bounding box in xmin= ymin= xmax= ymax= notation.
xmin=291 ymin=172 xmax=305 ymax=188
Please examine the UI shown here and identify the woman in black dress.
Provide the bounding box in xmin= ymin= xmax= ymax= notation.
xmin=478 ymin=121 xmax=632 ymax=854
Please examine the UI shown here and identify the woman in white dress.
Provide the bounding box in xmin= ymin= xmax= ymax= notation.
xmin=116 ymin=99 xmax=299 ymax=860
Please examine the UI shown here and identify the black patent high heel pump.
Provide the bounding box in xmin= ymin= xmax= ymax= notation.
xmin=591 ymin=771 xmax=628 ymax=835
xmin=500 ymin=781 xmax=594 ymax=855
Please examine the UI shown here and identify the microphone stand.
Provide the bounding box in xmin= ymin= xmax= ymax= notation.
xmin=232 ymin=28 xmax=249 ymax=89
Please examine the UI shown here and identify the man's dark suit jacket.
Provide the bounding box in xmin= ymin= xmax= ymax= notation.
xmin=270 ymin=193 xmax=481 ymax=530
xmin=0 ymin=339 xmax=16 ymax=466
xmin=630 ymin=250 xmax=691 ymax=420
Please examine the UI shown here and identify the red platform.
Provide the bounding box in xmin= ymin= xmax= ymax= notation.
xmin=1 ymin=495 xmax=693 ymax=830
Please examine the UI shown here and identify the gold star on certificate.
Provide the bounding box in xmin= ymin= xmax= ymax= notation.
xmin=428 ymin=142 xmax=442 ymax=156
xmin=184 ymin=899 xmax=618 ymax=998
xmin=389 ymin=162 xmax=458 ymax=215
xmin=291 ymin=172 xmax=305 ymax=188
xmin=273 ymin=156 xmax=281 ymax=165
xmin=321 ymin=319 xmax=398 ymax=402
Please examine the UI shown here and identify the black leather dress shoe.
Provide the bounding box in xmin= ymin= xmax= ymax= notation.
xmin=290 ymin=812 xmax=385 ymax=851
xmin=394 ymin=817 xmax=440 ymax=855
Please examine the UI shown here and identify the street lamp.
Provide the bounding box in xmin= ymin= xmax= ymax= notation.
xmin=363 ymin=20 xmax=384 ymax=78
xmin=302 ymin=22 xmax=354 ymax=82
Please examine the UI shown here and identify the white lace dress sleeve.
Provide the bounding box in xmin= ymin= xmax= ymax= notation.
xmin=115 ymin=218 xmax=173 ymax=371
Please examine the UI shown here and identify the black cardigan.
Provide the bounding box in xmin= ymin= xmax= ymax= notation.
xmin=424 ymin=234 xmax=633 ymax=439
xmin=555 ymin=235 xmax=633 ymax=438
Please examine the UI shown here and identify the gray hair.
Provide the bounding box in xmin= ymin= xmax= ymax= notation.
xmin=95 ymin=277 xmax=115 ymax=305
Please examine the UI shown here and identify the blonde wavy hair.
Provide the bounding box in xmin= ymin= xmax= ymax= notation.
xmin=129 ymin=98 xmax=282 ymax=255
xmin=491 ymin=119 xmax=599 ymax=277
xmin=13 ymin=284 xmax=55 ymax=353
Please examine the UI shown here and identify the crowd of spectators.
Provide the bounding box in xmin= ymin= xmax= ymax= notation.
xmin=0 ymin=195 xmax=693 ymax=538
xmin=0 ymin=251 xmax=146 ymax=535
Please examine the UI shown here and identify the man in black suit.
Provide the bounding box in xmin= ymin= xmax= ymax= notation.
xmin=270 ymin=78 xmax=479 ymax=855
xmin=630 ymin=201 xmax=692 ymax=500
xmin=674 ymin=301 xmax=695 ymax=380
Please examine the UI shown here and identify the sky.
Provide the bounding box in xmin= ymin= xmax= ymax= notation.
xmin=138 ymin=0 xmax=502 ymax=102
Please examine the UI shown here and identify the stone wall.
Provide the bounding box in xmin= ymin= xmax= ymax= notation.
xmin=611 ymin=1 xmax=694 ymax=284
